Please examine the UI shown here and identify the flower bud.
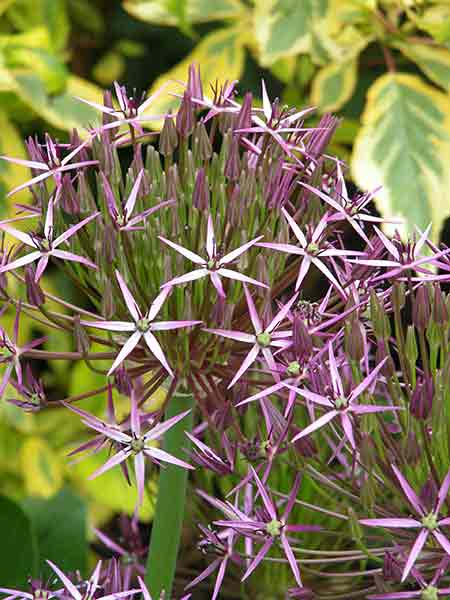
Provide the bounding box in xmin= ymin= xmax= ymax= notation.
xmin=344 ymin=316 xmax=365 ymax=362
xmin=224 ymin=137 xmax=241 ymax=181
xmin=77 ymin=171 xmax=96 ymax=211
xmin=293 ymin=316 xmax=312 ymax=361
xmin=433 ymin=283 xmax=448 ymax=324
xmin=193 ymin=168 xmax=209 ymax=211
xmin=102 ymin=277 xmax=115 ymax=319
xmin=187 ymin=63 xmax=203 ymax=100
xmin=159 ymin=115 xmax=178 ymax=156
xmin=25 ymin=265 xmax=44 ymax=307
xmin=60 ymin=174 xmax=80 ymax=214
xmin=411 ymin=375 xmax=433 ymax=420
xmin=382 ymin=552 xmax=403 ymax=582
xmin=375 ymin=340 xmax=395 ymax=377
xmin=390 ymin=281 xmax=405 ymax=311
xmin=114 ymin=365 xmax=132 ymax=396
xmin=419 ymin=478 xmax=438 ymax=512
xmin=176 ymin=92 xmax=195 ymax=138
xmin=412 ymin=285 xmax=431 ymax=331
xmin=236 ymin=92 xmax=252 ymax=131
xmin=370 ymin=289 xmax=390 ymax=339
xmin=193 ymin=122 xmax=212 ymax=161
xmin=404 ymin=430 xmax=420 ymax=464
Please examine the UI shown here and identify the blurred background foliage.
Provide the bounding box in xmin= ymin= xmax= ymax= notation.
xmin=1 ymin=0 xmax=450 ymax=591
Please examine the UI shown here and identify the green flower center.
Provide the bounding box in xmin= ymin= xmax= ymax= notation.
xmin=207 ymin=258 xmax=217 ymax=270
xmin=257 ymin=332 xmax=271 ymax=347
xmin=40 ymin=239 xmax=51 ymax=252
xmin=287 ymin=361 xmax=301 ymax=376
xmin=335 ymin=396 xmax=348 ymax=410
xmin=116 ymin=214 xmax=126 ymax=227
xmin=121 ymin=552 xmax=135 ymax=566
xmin=307 ymin=242 xmax=319 ymax=255
xmin=136 ymin=318 xmax=150 ymax=333
xmin=421 ymin=512 xmax=438 ymax=530
xmin=34 ymin=590 xmax=49 ymax=600
xmin=30 ymin=393 xmax=41 ymax=406
xmin=421 ymin=586 xmax=439 ymax=600
xmin=266 ymin=519 xmax=283 ymax=537
xmin=131 ymin=438 xmax=145 ymax=453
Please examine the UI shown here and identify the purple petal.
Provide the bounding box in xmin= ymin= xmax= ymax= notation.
xmin=144 ymin=446 xmax=194 ymax=469
xmin=267 ymin=292 xmax=299 ymax=333
xmin=392 ymin=464 xmax=424 ymax=516
xmin=291 ymin=410 xmax=338 ymax=442
xmin=0 ymin=155 xmax=47 ymax=171
xmin=282 ymin=473 xmax=302 ymax=521
xmin=212 ymin=556 xmax=228 ymax=600
xmin=34 ymin=255 xmax=49 ymax=281
xmin=52 ymin=211 xmax=99 ymax=247
xmin=351 ymin=404 xmax=402 ymax=415
xmin=134 ymin=452 xmax=145 ymax=506
xmin=204 ymin=328 xmax=255 ymax=344
xmin=124 ymin=169 xmax=144 ymax=217
xmin=241 ymin=538 xmax=273 ymax=582
xmin=227 ymin=344 xmax=260 ymax=388
xmin=374 ymin=225 xmax=400 ymax=261
xmin=349 ymin=358 xmax=388 ymax=402
xmin=107 ymin=330 xmax=142 ymax=375
xmin=206 ymin=215 xmax=216 ymax=260
xmin=217 ymin=268 xmax=268 ymax=288
xmin=150 ymin=320 xmax=202 ymax=331
xmin=244 ymin=284 xmax=262 ymax=334
xmin=158 ymin=235 xmax=205 ymax=265
xmin=281 ymin=207 xmax=307 ymax=247
xmin=311 ymin=257 xmax=344 ymax=295
xmin=250 ymin=466 xmax=277 ymax=519
xmin=0 ymin=224 xmax=37 ymax=247
xmin=359 ymin=518 xmax=421 ymax=528
xmin=130 ymin=393 xmax=140 ymax=436
xmin=44 ymin=198 xmax=54 ymax=238
xmin=402 ymin=529 xmax=428 ymax=582
xmin=220 ymin=235 xmax=264 ymax=265
xmin=50 ymin=249 xmax=97 ymax=269
xmin=284 ymin=385 xmax=333 ymax=408
xmin=81 ymin=320 xmax=135 ymax=332
xmin=161 ymin=269 xmax=208 ymax=288
xmin=115 ymin=270 xmax=141 ymax=322
xmin=143 ymin=330 xmax=173 ymax=377
xmin=236 ymin=382 xmax=285 ymax=407
xmin=0 ymin=251 xmax=42 ymax=274
xmin=257 ymin=242 xmax=305 ymax=255
xmin=7 ymin=170 xmax=53 ymax=196
xmin=210 ymin=270 xmax=226 ymax=297
xmin=46 ymin=560 xmax=82 ymax=600
xmin=295 ymin=255 xmax=311 ymax=290
xmin=433 ymin=530 xmax=450 ymax=556
xmin=281 ymin=533 xmax=302 ymax=587
xmin=185 ymin=559 xmax=221 ymax=591
xmin=144 ymin=409 xmax=192 ymax=442
xmin=261 ymin=80 xmax=272 ymax=121
xmin=147 ymin=285 xmax=171 ymax=321
xmin=341 ymin=413 xmax=356 ymax=449
xmin=89 ymin=449 xmax=132 ymax=479
xmin=436 ymin=468 xmax=450 ymax=512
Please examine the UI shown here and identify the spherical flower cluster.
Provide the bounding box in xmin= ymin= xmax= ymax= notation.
xmin=2 ymin=65 xmax=450 ymax=598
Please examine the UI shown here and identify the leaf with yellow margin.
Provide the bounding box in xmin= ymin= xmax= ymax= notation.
xmin=122 ymin=0 xmax=245 ymax=26
xmin=142 ymin=27 xmax=245 ymax=130
xmin=393 ymin=41 xmax=450 ymax=92
xmin=311 ymin=58 xmax=357 ymax=112
xmin=20 ymin=437 xmax=64 ymax=498
xmin=351 ymin=73 xmax=450 ymax=240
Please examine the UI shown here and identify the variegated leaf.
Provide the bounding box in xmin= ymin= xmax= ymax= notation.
xmin=311 ymin=58 xmax=357 ymax=112
xmin=393 ymin=41 xmax=450 ymax=92
xmin=351 ymin=73 xmax=450 ymax=240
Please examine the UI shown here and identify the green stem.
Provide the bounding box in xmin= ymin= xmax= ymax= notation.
xmin=145 ymin=390 xmax=194 ymax=598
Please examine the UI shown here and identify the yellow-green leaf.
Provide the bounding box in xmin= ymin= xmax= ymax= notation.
xmin=20 ymin=437 xmax=64 ymax=498
xmin=0 ymin=109 xmax=31 ymax=215
xmin=123 ymin=0 xmax=245 ymax=25
xmin=11 ymin=74 xmax=103 ymax=134
xmin=393 ymin=41 xmax=450 ymax=92
xmin=351 ymin=73 xmax=450 ymax=241
xmin=142 ymin=27 xmax=245 ymax=129
xmin=311 ymin=58 xmax=357 ymax=112
xmin=92 ymin=51 xmax=125 ymax=86
xmin=410 ymin=5 xmax=450 ymax=44
xmin=254 ymin=0 xmax=329 ymax=66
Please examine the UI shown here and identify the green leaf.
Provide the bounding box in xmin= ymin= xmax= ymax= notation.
xmin=351 ymin=73 xmax=450 ymax=241
xmin=11 ymin=73 xmax=103 ymax=133
xmin=0 ymin=495 xmax=37 ymax=586
xmin=410 ymin=5 xmax=450 ymax=44
xmin=5 ymin=47 xmax=68 ymax=94
xmin=143 ymin=27 xmax=245 ymax=129
xmin=311 ymin=58 xmax=357 ymax=112
xmin=122 ymin=0 xmax=245 ymax=25
xmin=20 ymin=437 xmax=64 ymax=498
xmin=393 ymin=41 xmax=450 ymax=92
xmin=254 ymin=0 xmax=329 ymax=66
xmin=22 ymin=488 xmax=87 ymax=579
xmin=68 ymin=0 xmax=105 ymax=35
xmin=92 ymin=51 xmax=125 ymax=86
